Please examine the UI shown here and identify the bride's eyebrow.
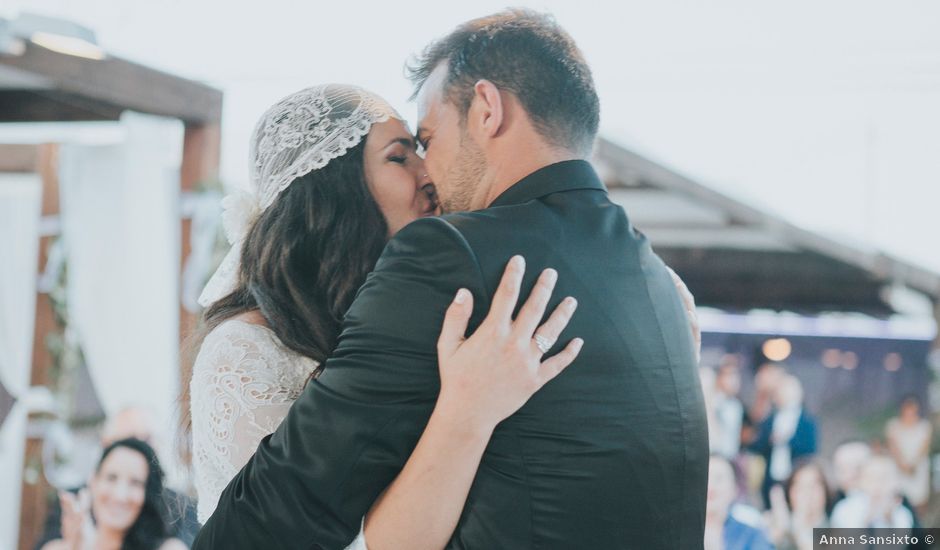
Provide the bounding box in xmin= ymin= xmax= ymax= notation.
xmin=384 ymin=137 xmax=416 ymax=150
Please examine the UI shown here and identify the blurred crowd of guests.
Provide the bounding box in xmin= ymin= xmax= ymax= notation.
xmin=34 ymin=407 xmax=198 ymax=550
xmin=701 ymin=359 xmax=934 ymax=550
xmin=27 ymin=360 xmax=934 ymax=550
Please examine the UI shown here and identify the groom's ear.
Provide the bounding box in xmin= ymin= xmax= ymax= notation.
xmin=472 ymin=79 xmax=504 ymax=139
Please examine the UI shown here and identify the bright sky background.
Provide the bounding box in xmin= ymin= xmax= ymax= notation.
xmin=6 ymin=0 xmax=940 ymax=272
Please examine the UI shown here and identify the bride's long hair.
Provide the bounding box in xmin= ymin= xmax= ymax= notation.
xmin=206 ymin=140 xmax=387 ymax=363
xmin=179 ymin=140 xmax=388 ymax=447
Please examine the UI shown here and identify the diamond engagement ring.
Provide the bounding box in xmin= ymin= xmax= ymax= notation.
xmin=534 ymin=334 xmax=554 ymax=354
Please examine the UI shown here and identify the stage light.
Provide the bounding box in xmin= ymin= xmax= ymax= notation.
xmin=842 ymin=351 xmax=859 ymax=371
xmin=821 ymin=349 xmax=842 ymax=368
xmin=884 ymin=352 xmax=902 ymax=372
xmin=762 ymin=338 xmax=792 ymax=362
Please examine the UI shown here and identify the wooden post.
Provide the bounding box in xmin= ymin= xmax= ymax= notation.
xmin=179 ymin=121 xmax=220 ymax=339
xmin=16 ymin=143 xmax=60 ymax=550
xmin=177 ymin=122 xmax=220 ymax=438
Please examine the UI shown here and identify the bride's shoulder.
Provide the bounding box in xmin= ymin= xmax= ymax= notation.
xmin=195 ymin=314 xmax=278 ymax=366
xmin=204 ymin=311 xmax=273 ymax=343
xmin=193 ymin=313 xmax=318 ymax=382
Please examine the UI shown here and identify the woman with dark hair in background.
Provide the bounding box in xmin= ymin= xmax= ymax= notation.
xmin=766 ymin=460 xmax=831 ymax=550
xmin=187 ymin=84 xmax=590 ymax=549
xmin=41 ymin=438 xmax=186 ymax=550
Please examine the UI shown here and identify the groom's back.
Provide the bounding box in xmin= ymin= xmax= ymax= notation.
xmin=442 ymin=164 xmax=708 ymax=549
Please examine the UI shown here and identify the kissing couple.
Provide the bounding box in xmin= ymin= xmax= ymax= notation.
xmin=189 ymin=9 xmax=708 ymax=550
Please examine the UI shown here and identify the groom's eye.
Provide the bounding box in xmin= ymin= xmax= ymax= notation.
xmin=415 ymin=133 xmax=430 ymax=151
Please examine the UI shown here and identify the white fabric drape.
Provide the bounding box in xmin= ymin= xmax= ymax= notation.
xmin=0 ymin=174 xmax=42 ymax=550
xmin=59 ymin=112 xmax=184 ymax=467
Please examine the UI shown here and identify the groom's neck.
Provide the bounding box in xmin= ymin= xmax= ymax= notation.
xmin=481 ymin=141 xmax=582 ymax=208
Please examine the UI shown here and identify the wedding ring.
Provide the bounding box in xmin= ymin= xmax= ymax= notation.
xmin=534 ymin=333 xmax=554 ymax=354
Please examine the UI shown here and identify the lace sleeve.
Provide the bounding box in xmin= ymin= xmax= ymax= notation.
xmin=666 ymin=266 xmax=700 ymax=363
xmin=190 ymin=321 xmax=317 ymax=524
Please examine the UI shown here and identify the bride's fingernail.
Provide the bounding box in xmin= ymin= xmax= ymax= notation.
xmin=512 ymin=255 xmax=525 ymax=269
xmin=454 ymin=289 xmax=469 ymax=304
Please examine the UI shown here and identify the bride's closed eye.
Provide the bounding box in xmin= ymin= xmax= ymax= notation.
xmin=387 ymin=140 xmax=420 ymax=165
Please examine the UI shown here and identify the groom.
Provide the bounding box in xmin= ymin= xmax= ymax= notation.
xmin=194 ymin=9 xmax=707 ymax=549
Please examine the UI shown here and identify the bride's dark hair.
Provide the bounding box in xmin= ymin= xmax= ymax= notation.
xmin=204 ymin=140 xmax=387 ymax=364
xmin=179 ymin=140 xmax=388 ymax=444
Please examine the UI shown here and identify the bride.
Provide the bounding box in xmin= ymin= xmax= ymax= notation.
xmin=187 ymin=84 xmax=587 ymax=549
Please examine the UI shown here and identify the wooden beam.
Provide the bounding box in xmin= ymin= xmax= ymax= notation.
xmin=180 ymin=123 xmax=221 ymax=192
xmin=0 ymin=145 xmax=38 ymax=172
xmin=178 ymin=122 xmax=221 ymax=462
xmin=657 ymin=247 xmax=893 ymax=315
xmin=597 ymin=137 xmax=940 ymax=302
xmin=0 ymin=90 xmax=123 ymax=122
xmin=0 ymin=42 xmax=223 ymax=124
xmin=18 ymin=143 xmax=58 ymax=550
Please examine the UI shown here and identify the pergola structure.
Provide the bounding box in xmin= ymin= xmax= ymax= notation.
xmin=0 ymin=39 xmax=222 ymax=550
xmin=593 ymin=138 xmax=940 ymax=318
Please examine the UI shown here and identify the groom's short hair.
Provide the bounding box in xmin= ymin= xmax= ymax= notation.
xmin=408 ymin=9 xmax=600 ymax=156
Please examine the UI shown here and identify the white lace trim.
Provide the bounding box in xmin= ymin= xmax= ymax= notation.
xmin=198 ymin=84 xmax=399 ymax=308
xmin=251 ymin=84 xmax=399 ymax=210
xmin=190 ymin=319 xmax=368 ymax=548
xmin=190 ymin=319 xmax=318 ymax=524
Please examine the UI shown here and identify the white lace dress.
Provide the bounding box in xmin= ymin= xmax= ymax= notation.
xmin=190 ymin=319 xmax=367 ymax=549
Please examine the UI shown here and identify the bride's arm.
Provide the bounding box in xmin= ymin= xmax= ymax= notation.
xmin=189 ymin=325 xmax=307 ymax=524
xmin=363 ymin=256 xmax=583 ymax=550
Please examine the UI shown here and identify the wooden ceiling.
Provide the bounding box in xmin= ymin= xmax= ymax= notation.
xmin=594 ymin=138 xmax=940 ymax=316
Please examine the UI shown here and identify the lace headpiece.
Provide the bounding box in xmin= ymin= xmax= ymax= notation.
xmin=198 ymin=84 xmax=400 ymax=307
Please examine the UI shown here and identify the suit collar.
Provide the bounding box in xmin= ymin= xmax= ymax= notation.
xmin=488 ymin=160 xmax=606 ymax=208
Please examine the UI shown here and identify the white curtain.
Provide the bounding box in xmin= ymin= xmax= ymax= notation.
xmin=59 ymin=112 xmax=184 ymax=476
xmin=0 ymin=174 xmax=42 ymax=550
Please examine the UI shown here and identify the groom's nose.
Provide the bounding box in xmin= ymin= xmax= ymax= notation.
xmin=413 ymin=158 xmax=432 ymax=184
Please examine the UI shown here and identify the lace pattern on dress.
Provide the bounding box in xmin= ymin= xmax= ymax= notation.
xmin=190 ymin=319 xmax=318 ymax=524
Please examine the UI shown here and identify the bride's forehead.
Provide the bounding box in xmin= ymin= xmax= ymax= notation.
xmin=367 ymin=119 xmax=414 ymax=147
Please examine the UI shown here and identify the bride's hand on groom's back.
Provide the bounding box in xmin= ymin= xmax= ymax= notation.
xmin=435 ymin=255 xmax=584 ymax=432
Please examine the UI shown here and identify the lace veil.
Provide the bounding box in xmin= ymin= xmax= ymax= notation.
xmin=198 ymin=84 xmax=400 ymax=307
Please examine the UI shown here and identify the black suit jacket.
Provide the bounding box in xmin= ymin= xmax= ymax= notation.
xmin=193 ymin=160 xmax=708 ymax=549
